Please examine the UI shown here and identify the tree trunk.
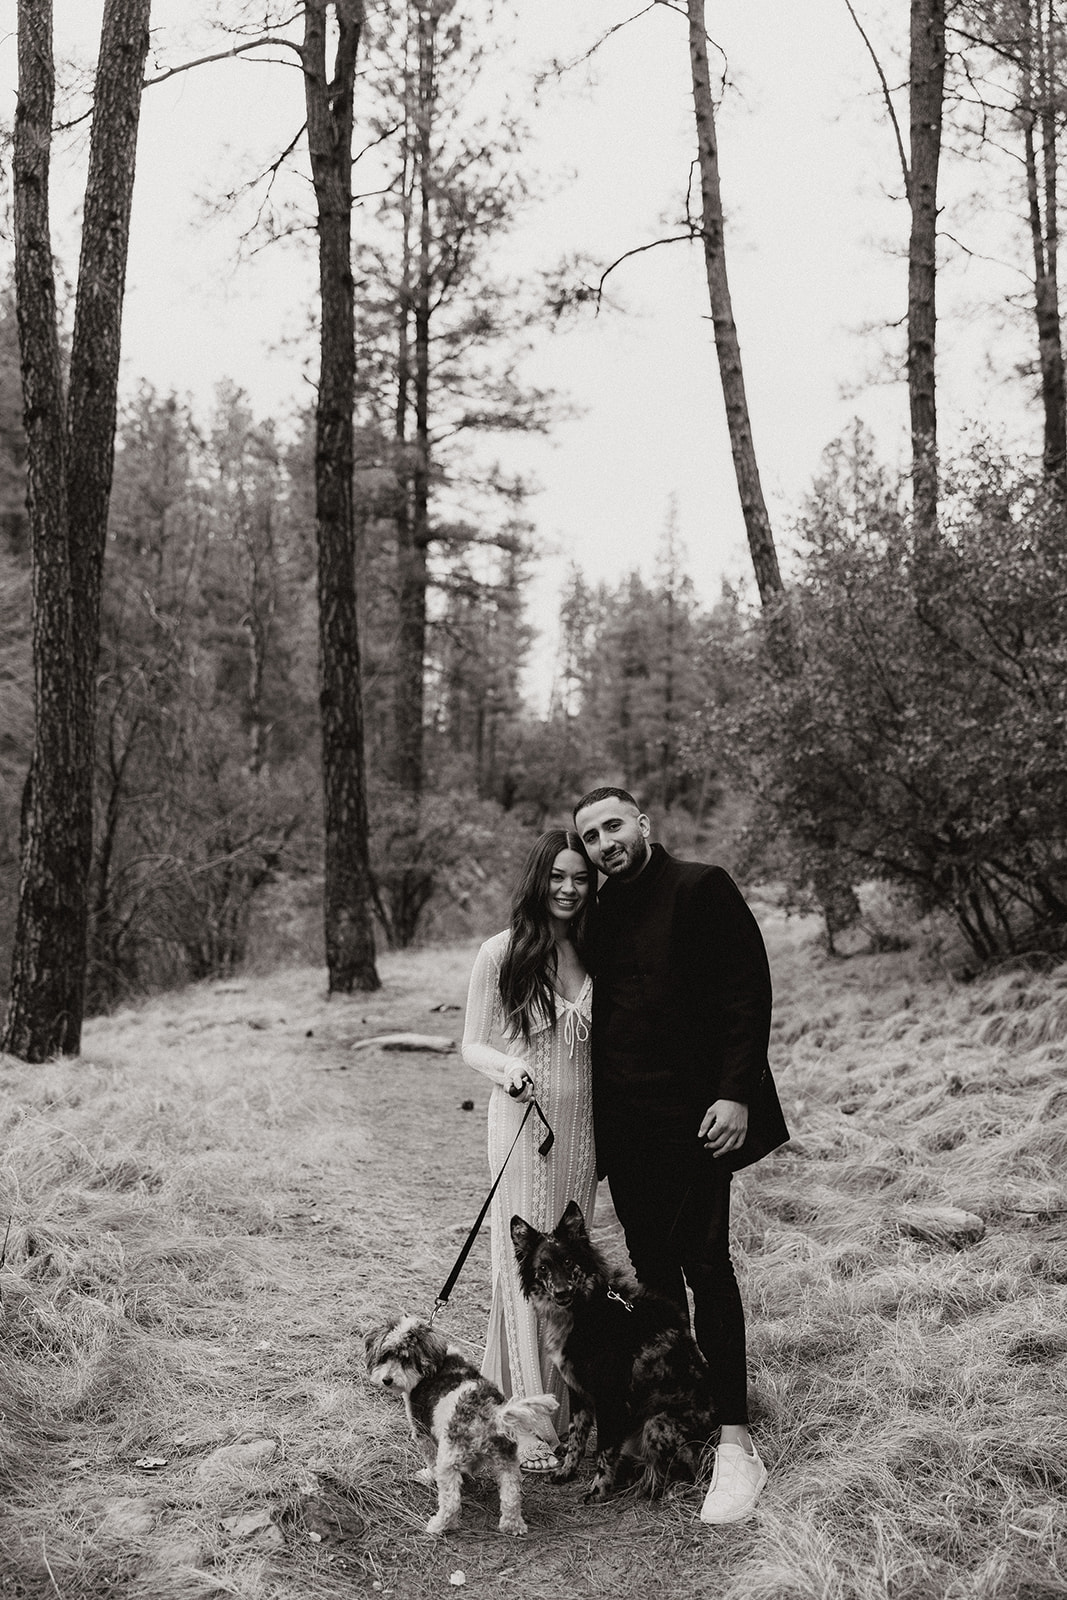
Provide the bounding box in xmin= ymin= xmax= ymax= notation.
xmin=908 ymin=0 xmax=945 ymax=538
xmin=302 ymin=0 xmax=380 ymax=994
xmin=393 ymin=0 xmax=438 ymax=797
xmin=686 ymin=2 xmax=858 ymax=933
xmin=393 ymin=5 xmax=417 ymax=791
xmin=685 ymin=0 xmax=783 ymax=608
xmin=4 ymin=0 xmax=150 ymax=1061
xmin=1021 ymin=0 xmax=1067 ymax=488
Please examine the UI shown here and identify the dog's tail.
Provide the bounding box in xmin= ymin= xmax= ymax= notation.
xmin=497 ymin=1393 xmax=559 ymax=1443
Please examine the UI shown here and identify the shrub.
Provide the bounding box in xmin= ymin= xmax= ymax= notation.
xmin=698 ymin=429 xmax=1067 ymax=963
xmin=369 ymin=787 xmax=530 ymax=948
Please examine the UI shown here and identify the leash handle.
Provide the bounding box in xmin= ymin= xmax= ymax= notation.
xmin=431 ymin=1094 xmax=553 ymax=1318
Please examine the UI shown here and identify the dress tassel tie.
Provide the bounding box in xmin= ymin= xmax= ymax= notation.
xmin=562 ymin=1003 xmax=590 ymax=1060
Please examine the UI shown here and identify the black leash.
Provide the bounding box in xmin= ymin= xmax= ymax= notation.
xmin=429 ymin=1095 xmax=554 ymax=1324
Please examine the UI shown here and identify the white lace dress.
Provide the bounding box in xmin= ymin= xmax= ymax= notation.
xmin=461 ymin=930 xmax=597 ymax=1436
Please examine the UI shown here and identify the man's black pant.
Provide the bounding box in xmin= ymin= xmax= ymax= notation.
xmin=605 ymin=1140 xmax=749 ymax=1425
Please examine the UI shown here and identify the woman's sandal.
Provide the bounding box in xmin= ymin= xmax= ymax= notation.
xmin=519 ymin=1444 xmax=559 ymax=1474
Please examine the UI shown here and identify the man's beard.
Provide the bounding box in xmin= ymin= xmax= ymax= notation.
xmin=601 ymin=841 xmax=648 ymax=879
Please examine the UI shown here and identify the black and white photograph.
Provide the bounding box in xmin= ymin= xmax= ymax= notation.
xmin=1 ymin=4 xmax=1065 ymax=1597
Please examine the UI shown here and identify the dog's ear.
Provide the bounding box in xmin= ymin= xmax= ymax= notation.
xmin=410 ymin=1321 xmax=448 ymax=1376
xmin=510 ymin=1215 xmax=538 ymax=1257
xmin=558 ymin=1200 xmax=587 ymax=1241
xmin=363 ymin=1326 xmax=384 ymax=1366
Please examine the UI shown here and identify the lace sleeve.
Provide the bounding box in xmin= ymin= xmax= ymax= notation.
xmin=462 ymin=939 xmax=526 ymax=1088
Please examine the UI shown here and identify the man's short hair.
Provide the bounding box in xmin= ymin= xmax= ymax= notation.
xmin=573 ymin=786 xmax=641 ymax=823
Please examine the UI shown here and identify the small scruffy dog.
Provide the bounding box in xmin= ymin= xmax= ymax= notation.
xmin=364 ymin=1315 xmax=558 ymax=1536
xmin=511 ymin=1201 xmax=716 ymax=1501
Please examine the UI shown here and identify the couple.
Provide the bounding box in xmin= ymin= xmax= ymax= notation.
xmin=461 ymin=786 xmax=789 ymax=1526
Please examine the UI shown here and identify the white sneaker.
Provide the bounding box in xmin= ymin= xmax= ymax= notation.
xmin=699 ymin=1441 xmax=768 ymax=1524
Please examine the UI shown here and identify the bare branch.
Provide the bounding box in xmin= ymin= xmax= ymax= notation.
xmin=207 ymin=116 xmax=307 ymax=232
xmin=938 ymin=229 xmax=1031 ymax=283
xmin=535 ymin=3 xmax=660 ymax=86
xmin=950 ymin=24 xmax=1026 ymax=71
xmin=596 ymin=231 xmax=697 ymax=309
xmin=354 ymin=120 xmax=403 ymax=168
xmin=54 ymin=107 xmax=94 ymax=133
xmin=843 ymin=0 xmax=912 ymax=201
xmin=234 ymin=120 xmax=308 ymax=250
xmin=143 ymin=35 xmax=303 ymax=91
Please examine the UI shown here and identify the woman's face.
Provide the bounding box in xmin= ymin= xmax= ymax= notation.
xmin=545 ymin=848 xmax=591 ymax=924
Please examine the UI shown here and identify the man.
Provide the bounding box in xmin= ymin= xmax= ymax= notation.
xmin=573 ymin=786 xmax=789 ymax=1524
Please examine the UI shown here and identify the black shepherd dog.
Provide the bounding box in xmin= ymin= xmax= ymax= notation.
xmin=510 ymin=1200 xmax=716 ymax=1500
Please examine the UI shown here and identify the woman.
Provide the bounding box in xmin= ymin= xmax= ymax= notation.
xmin=461 ymin=829 xmax=597 ymax=1471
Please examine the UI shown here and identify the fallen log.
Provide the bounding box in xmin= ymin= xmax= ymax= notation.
xmin=349 ymin=1033 xmax=456 ymax=1054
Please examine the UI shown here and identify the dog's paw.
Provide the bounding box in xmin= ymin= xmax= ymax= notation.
xmin=584 ymin=1455 xmax=619 ymax=1501
xmin=498 ymin=1515 xmax=528 ymax=1537
xmin=426 ymin=1512 xmax=457 ymax=1536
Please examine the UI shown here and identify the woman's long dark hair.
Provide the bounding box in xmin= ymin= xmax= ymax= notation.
xmin=498 ymin=829 xmax=593 ymax=1045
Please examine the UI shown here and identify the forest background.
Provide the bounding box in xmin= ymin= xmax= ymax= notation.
xmin=3 ymin=0 xmax=1067 ymax=1045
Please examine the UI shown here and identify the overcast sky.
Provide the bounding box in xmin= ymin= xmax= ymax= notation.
xmin=1 ymin=2 xmax=1038 ymax=696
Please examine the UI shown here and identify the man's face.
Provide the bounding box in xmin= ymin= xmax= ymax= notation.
xmin=574 ymin=797 xmax=651 ymax=880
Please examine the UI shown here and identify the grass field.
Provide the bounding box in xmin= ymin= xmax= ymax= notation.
xmin=1 ymin=906 xmax=1065 ymax=1600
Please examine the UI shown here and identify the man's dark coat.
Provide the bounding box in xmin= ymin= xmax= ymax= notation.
xmin=590 ymin=843 xmax=789 ymax=1177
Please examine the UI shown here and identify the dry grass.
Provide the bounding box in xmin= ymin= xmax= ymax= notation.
xmin=1 ymin=916 xmax=1065 ymax=1600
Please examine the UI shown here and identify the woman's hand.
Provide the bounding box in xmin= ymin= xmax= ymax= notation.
xmin=504 ymin=1064 xmax=535 ymax=1102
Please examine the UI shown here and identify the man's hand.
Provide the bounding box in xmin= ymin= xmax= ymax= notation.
xmin=698 ymin=1099 xmax=748 ymax=1158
